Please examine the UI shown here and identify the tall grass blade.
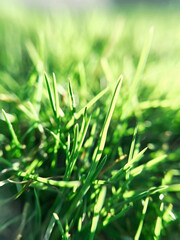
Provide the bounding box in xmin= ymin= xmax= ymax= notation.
xmin=126 ymin=125 xmax=138 ymax=180
xmin=44 ymin=72 xmax=56 ymax=117
xmin=35 ymin=74 xmax=44 ymax=115
xmin=52 ymin=72 xmax=60 ymax=119
xmin=64 ymin=123 xmax=79 ymax=180
xmin=68 ymin=79 xmax=76 ymax=113
xmin=93 ymin=75 xmax=123 ymax=163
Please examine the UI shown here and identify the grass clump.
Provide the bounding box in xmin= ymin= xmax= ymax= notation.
xmin=0 ymin=4 xmax=180 ymax=240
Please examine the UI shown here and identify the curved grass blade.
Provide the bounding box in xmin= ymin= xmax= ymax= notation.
xmin=2 ymin=109 xmax=21 ymax=148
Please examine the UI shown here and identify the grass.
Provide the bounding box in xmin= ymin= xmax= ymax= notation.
xmin=0 ymin=3 xmax=180 ymax=240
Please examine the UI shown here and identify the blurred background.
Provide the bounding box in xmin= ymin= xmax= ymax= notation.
xmin=1 ymin=0 xmax=180 ymax=10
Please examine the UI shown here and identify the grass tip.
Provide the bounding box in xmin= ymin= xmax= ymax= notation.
xmin=53 ymin=212 xmax=59 ymax=220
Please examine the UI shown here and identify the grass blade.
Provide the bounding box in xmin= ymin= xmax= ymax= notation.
xmin=103 ymin=205 xmax=131 ymax=227
xmin=68 ymin=79 xmax=76 ymax=113
xmin=2 ymin=109 xmax=21 ymax=148
xmin=126 ymin=125 xmax=138 ymax=180
xmin=130 ymin=155 xmax=167 ymax=177
xmin=64 ymin=123 xmax=79 ymax=180
xmin=53 ymin=213 xmax=68 ymax=240
xmin=0 ymin=215 xmax=21 ymax=232
xmin=34 ymin=74 xmax=44 ymax=115
xmin=154 ymin=199 xmax=164 ymax=240
xmin=90 ymin=186 xmax=107 ymax=240
xmin=66 ymin=87 xmax=108 ymax=129
xmin=0 ymin=156 xmax=13 ymax=167
xmin=109 ymin=147 xmax=148 ymax=183
xmin=52 ymin=72 xmax=60 ymax=119
xmin=93 ymin=75 xmax=123 ymax=163
xmin=53 ymin=213 xmax=71 ymax=240
xmin=133 ymin=27 xmax=154 ymax=90
xmin=78 ymin=110 xmax=91 ymax=152
xmin=34 ymin=189 xmax=42 ymax=229
xmin=101 ymin=57 xmax=113 ymax=83
xmin=44 ymin=72 xmax=56 ymax=117
xmin=15 ymin=202 xmax=29 ymax=240
xmin=26 ymin=40 xmax=44 ymax=74
xmin=64 ymin=76 xmax=123 ymax=218
xmin=122 ymin=27 xmax=154 ymax=118
xmin=16 ymin=171 xmax=81 ymax=188
xmin=134 ymin=197 xmax=149 ymax=240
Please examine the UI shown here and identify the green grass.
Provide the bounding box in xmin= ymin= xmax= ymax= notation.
xmin=0 ymin=3 xmax=180 ymax=240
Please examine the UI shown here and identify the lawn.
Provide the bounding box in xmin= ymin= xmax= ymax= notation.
xmin=0 ymin=3 xmax=180 ymax=240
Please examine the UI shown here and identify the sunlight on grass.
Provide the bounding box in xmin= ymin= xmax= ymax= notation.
xmin=0 ymin=3 xmax=180 ymax=240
